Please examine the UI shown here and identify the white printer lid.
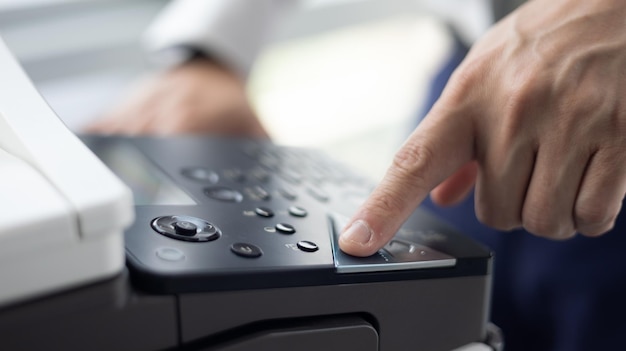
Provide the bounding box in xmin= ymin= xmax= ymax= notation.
xmin=0 ymin=36 xmax=133 ymax=306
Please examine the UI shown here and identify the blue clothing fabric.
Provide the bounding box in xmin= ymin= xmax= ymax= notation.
xmin=419 ymin=35 xmax=626 ymax=351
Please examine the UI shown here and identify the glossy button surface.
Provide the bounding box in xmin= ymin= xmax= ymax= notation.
xmin=255 ymin=207 xmax=274 ymax=218
xmin=276 ymin=223 xmax=296 ymax=234
xmin=204 ymin=186 xmax=244 ymax=203
xmin=230 ymin=243 xmax=263 ymax=258
xmin=306 ymin=185 xmax=330 ymax=202
xmin=174 ymin=221 xmax=198 ymax=236
xmin=297 ymin=241 xmax=318 ymax=252
xmin=251 ymin=185 xmax=271 ymax=201
xmin=288 ymin=206 xmax=308 ymax=218
xmin=278 ymin=186 xmax=297 ymax=201
xmin=181 ymin=167 xmax=219 ymax=183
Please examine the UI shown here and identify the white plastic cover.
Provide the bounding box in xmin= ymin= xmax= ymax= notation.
xmin=0 ymin=37 xmax=134 ymax=239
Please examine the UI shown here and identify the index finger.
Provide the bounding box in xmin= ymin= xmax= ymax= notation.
xmin=338 ymin=104 xmax=475 ymax=256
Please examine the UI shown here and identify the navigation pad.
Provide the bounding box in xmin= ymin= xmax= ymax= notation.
xmin=329 ymin=213 xmax=456 ymax=274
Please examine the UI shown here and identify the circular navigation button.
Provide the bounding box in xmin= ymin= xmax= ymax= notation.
xmin=156 ymin=247 xmax=185 ymax=262
xmin=204 ymin=186 xmax=244 ymax=203
xmin=276 ymin=223 xmax=296 ymax=234
xmin=230 ymin=243 xmax=263 ymax=258
xmin=297 ymin=241 xmax=319 ymax=252
xmin=255 ymin=207 xmax=274 ymax=218
xmin=152 ymin=215 xmax=221 ymax=242
xmin=181 ymin=167 xmax=219 ymax=183
xmin=288 ymin=206 xmax=308 ymax=218
xmin=174 ymin=221 xmax=198 ymax=236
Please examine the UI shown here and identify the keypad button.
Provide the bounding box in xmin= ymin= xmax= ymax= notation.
xmin=181 ymin=167 xmax=219 ymax=183
xmin=156 ymin=247 xmax=185 ymax=262
xmin=255 ymin=207 xmax=274 ymax=218
xmin=276 ymin=223 xmax=296 ymax=234
xmin=288 ymin=206 xmax=308 ymax=218
xmin=306 ymin=185 xmax=330 ymax=202
xmin=297 ymin=241 xmax=319 ymax=252
xmin=152 ymin=215 xmax=221 ymax=242
xmin=204 ymin=186 xmax=244 ymax=203
xmin=173 ymin=221 xmax=198 ymax=236
xmin=223 ymin=168 xmax=246 ymax=182
xmin=251 ymin=185 xmax=271 ymax=201
xmin=231 ymin=243 xmax=263 ymax=258
xmin=249 ymin=168 xmax=270 ymax=183
xmin=279 ymin=170 xmax=303 ymax=184
xmin=278 ymin=186 xmax=297 ymax=201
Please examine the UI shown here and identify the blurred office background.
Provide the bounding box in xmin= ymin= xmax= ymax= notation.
xmin=0 ymin=0 xmax=457 ymax=181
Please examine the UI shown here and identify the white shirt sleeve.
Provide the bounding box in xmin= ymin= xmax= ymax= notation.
xmin=421 ymin=0 xmax=492 ymax=44
xmin=144 ymin=0 xmax=297 ymax=77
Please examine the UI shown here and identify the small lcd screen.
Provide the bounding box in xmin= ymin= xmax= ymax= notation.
xmin=93 ymin=142 xmax=197 ymax=206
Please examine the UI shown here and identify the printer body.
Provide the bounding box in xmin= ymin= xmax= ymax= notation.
xmin=0 ymin=37 xmax=494 ymax=350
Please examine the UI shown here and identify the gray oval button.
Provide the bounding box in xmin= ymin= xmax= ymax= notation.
xmin=156 ymin=247 xmax=185 ymax=262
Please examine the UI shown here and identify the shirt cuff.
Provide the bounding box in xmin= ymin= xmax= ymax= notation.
xmin=143 ymin=0 xmax=296 ymax=78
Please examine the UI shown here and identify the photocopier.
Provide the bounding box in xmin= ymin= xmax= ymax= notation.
xmin=0 ymin=36 xmax=499 ymax=351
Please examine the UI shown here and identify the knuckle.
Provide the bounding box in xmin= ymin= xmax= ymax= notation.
xmin=450 ymin=59 xmax=482 ymax=88
xmin=574 ymin=203 xmax=614 ymax=228
xmin=368 ymin=188 xmax=407 ymax=219
xmin=578 ymin=221 xmax=615 ymax=237
xmin=504 ymin=76 xmax=543 ymax=119
xmin=445 ymin=58 xmax=489 ymax=104
xmin=391 ymin=142 xmax=436 ymax=189
xmin=522 ymin=204 xmax=563 ymax=238
xmin=577 ymin=87 xmax=605 ymax=113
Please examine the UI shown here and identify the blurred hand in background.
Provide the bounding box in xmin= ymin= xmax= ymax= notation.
xmin=85 ymin=58 xmax=268 ymax=138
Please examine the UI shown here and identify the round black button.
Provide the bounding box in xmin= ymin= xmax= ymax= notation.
xmin=182 ymin=167 xmax=219 ymax=183
xmin=288 ymin=206 xmax=308 ymax=218
xmin=173 ymin=221 xmax=198 ymax=236
xmin=204 ymin=186 xmax=244 ymax=202
xmin=297 ymin=241 xmax=319 ymax=252
xmin=255 ymin=207 xmax=274 ymax=218
xmin=276 ymin=223 xmax=296 ymax=234
xmin=230 ymin=243 xmax=263 ymax=258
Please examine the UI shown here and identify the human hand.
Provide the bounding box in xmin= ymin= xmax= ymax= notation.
xmin=86 ymin=58 xmax=268 ymax=138
xmin=340 ymin=0 xmax=626 ymax=256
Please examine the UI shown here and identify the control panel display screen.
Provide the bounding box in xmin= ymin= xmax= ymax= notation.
xmin=93 ymin=143 xmax=196 ymax=205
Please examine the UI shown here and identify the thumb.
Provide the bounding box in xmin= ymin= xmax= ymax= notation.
xmin=338 ymin=106 xmax=475 ymax=256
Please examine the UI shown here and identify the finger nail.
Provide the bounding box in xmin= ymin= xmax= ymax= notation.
xmin=341 ymin=220 xmax=373 ymax=245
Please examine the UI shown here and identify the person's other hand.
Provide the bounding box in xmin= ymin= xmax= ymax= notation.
xmin=86 ymin=58 xmax=268 ymax=138
xmin=340 ymin=0 xmax=626 ymax=256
